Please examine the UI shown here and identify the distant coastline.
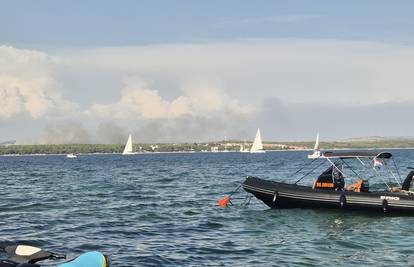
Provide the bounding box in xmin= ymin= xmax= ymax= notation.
xmin=2 ymin=137 xmax=414 ymax=155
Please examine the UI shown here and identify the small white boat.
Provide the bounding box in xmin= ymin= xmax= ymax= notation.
xmin=66 ymin=153 xmax=77 ymax=158
xmin=122 ymin=134 xmax=134 ymax=155
xmin=308 ymin=132 xmax=321 ymax=159
xmin=239 ymin=141 xmax=249 ymax=153
xmin=250 ymin=128 xmax=265 ymax=153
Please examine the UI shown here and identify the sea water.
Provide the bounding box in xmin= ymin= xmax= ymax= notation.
xmin=0 ymin=150 xmax=414 ymax=266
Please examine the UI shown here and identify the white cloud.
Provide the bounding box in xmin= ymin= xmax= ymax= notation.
xmin=58 ymin=39 xmax=414 ymax=106
xmin=3 ymin=39 xmax=414 ymax=142
xmin=238 ymin=15 xmax=321 ymax=25
xmin=0 ymin=46 xmax=75 ymax=119
xmin=87 ymin=76 xmax=250 ymax=120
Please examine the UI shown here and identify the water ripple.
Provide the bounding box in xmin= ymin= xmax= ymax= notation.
xmin=1 ymin=151 xmax=414 ymax=266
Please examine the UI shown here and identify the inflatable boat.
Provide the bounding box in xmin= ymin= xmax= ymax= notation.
xmin=242 ymin=151 xmax=414 ymax=213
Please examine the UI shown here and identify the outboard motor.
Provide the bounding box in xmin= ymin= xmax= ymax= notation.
xmin=402 ymin=168 xmax=414 ymax=191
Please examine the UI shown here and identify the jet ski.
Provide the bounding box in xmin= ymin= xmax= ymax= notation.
xmin=0 ymin=243 xmax=108 ymax=267
xmin=59 ymin=251 xmax=108 ymax=267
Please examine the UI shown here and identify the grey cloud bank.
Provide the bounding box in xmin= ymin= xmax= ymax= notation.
xmin=1 ymin=39 xmax=414 ymax=143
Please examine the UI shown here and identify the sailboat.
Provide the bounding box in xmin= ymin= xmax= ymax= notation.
xmin=308 ymin=132 xmax=321 ymax=159
xmin=122 ymin=134 xmax=134 ymax=155
xmin=239 ymin=140 xmax=249 ymax=153
xmin=250 ymin=128 xmax=265 ymax=153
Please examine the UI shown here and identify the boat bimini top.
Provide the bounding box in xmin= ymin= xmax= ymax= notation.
xmin=320 ymin=151 xmax=392 ymax=159
xmin=296 ymin=150 xmax=414 ymax=193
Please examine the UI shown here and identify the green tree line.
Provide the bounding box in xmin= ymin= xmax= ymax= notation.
xmin=1 ymin=139 xmax=414 ymax=155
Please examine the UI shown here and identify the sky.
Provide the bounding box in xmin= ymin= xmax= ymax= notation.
xmin=1 ymin=0 xmax=414 ymax=143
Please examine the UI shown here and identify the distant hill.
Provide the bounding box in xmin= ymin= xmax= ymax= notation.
xmin=341 ymin=136 xmax=414 ymax=142
xmin=279 ymin=136 xmax=414 ymax=150
xmin=0 ymin=140 xmax=16 ymax=145
xmin=1 ymin=137 xmax=414 ymax=155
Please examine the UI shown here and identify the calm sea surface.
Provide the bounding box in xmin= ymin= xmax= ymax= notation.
xmin=1 ymin=150 xmax=414 ymax=266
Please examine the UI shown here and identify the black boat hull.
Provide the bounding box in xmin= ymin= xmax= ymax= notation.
xmin=243 ymin=176 xmax=414 ymax=213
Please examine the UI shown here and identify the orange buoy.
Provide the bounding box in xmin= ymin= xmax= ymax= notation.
xmin=218 ymin=196 xmax=231 ymax=207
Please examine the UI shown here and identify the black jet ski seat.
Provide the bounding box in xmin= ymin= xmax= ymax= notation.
xmin=0 ymin=244 xmax=65 ymax=267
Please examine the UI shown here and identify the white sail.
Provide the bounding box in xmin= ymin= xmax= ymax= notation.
xmin=308 ymin=132 xmax=321 ymax=159
xmin=314 ymin=132 xmax=320 ymax=150
xmin=239 ymin=140 xmax=249 ymax=153
xmin=122 ymin=134 xmax=133 ymax=155
xmin=250 ymin=128 xmax=265 ymax=153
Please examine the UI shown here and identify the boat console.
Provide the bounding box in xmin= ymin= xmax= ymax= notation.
xmin=312 ymin=164 xmax=345 ymax=190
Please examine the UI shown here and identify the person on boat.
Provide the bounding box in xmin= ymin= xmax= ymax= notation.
xmin=332 ymin=166 xmax=345 ymax=190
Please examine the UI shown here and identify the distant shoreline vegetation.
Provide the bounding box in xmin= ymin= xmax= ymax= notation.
xmin=2 ymin=138 xmax=414 ymax=155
